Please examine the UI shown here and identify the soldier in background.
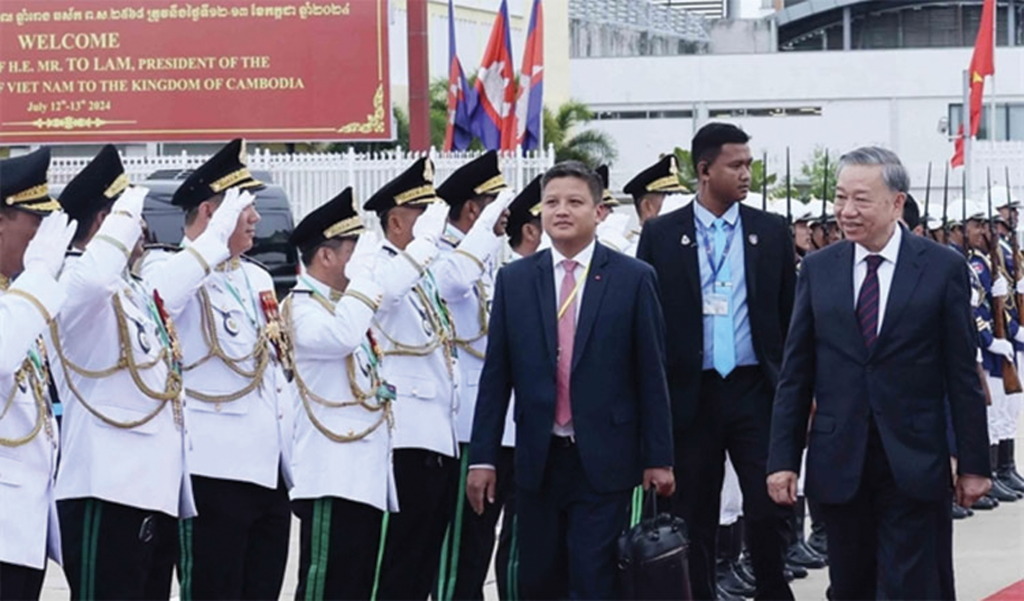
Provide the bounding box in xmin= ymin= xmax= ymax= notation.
xmin=52 ymin=146 xmax=192 ymax=600
xmin=622 ymin=155 xmax=689 ymax=257
xmin=431 ymin=151 xmax=516 ymax=601
xmin=285 ymin=186 xmax=443 ymax=599
xmin=0 ymin=148 xmax=76 ymax=601
xmin=361 ymin=157 xmax=462 ymax=601
xmin=140 ymin=139 xmax=294 ymax=598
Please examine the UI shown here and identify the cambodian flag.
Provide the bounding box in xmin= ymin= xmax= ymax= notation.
xmin=515 ymin=0 xmax=543 ymax=151
xmin=444 ymin=0 xmax=476 ymax=151
xmin=472 ymin=0 xmax=516 ymax=151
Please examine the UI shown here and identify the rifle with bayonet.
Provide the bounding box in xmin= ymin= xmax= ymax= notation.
xmin=762 ymin=152 xmax=768 ymax=211
xmin=922 ymin=162 xmax=931 ymax=234
xmin=785 ymin=148 xmax=792 ymax=226
xmin=821 ymin=150 xmax=830 ymax=224
xmin=1009 ymin=167 xmax=1024 ymax=330
xmin=987 ymin=168 xmax=1023 ymax=394
xmin=942 ymin=162 xmax=951 ymax=249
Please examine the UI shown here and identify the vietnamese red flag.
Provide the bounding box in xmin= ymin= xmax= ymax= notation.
xmin=951 ymin=0 xmax=995 ymax=166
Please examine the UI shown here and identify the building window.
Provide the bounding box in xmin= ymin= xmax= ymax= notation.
xmin=950 ymin=103 xmax=1024 ymax=142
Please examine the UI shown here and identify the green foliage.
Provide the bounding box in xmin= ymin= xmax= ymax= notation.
xmin=544 ymin=101 xmax=616 ymax=166
xmin=673 ymin=147 xmax=772 ymax=195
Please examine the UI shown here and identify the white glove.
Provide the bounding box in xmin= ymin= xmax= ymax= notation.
xmin=992 ymin=276 xmax=1010 ymax=299
xmin=987 ymin=338 xmax=1015 ymax=360
xmin=1016 ymin=278 xmax=1024 ymax=295
xmin=1015 ymin=328 xmax=1024 ymax=344
xmin=455 ymin=190 xmax=516 ymax=262
xmin=971 ymin=289 xmax=982 ymax=308
xmin=345 ymin=231 xmax=380 ymax=283
xmin=475 ymin=189 xmax=516 ymax=235
xmin=24 ymin=212 xmax=77 ymax=279
xmin=412 ymin=202 xmax=448 ymax=247
xmin=206 ymin=188 xmax=255 ymax=247
xmin=112 ymin=185 xmax=147 ymax=221
xmin=95 ymin=185 xmax=148 ymax=250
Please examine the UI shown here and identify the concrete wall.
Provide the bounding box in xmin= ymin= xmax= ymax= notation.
xmin=570 ymin=46 xmax=1024 ymax=197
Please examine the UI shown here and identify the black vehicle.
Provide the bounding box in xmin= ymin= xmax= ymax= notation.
xmin=55 ymin=171 xmax=299 ymax=296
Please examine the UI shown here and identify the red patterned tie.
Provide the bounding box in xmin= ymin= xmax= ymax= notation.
xmin=555 ymin=260 xmax=578 ymax=426
xmin=857 ymin=255 xmax=884 ymax=348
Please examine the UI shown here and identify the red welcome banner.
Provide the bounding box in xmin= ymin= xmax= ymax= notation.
xmin=0 ymin=1 xmax=391 ymax=143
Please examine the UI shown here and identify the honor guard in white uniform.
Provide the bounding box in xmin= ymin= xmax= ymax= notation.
xmin=50 ymin=146 xmax=193 ymax=600
xmin=429 ymin=151 xmax=516 ymax=600
xmin=139 ymin=139 xmax=294 ymax=599
xmin=0 ymin=148 xmax=75 ymax=600
xmin=285 ymin=186 xmax=434 ymax=599
xmin=622 ymin=155 xmax=689 ymax=257
xmin=361 ymin=157 xmax=463 ymax=600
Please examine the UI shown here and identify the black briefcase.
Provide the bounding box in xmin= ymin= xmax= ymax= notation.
xmin=616 ymin=488 xmax=693 ymax=600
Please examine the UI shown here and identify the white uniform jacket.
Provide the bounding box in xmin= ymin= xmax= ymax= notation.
xmin=372 ymin=238 xmax=460 ymax=457
xmin=434 ymin=225 xmax=514 ymax=447
xmin=0 ymin=269 xmax=65 ymax=569
xmin=52 ymin=216 xmax=195 ymax=519
xmin=285 ymin=274 xmax=400 ymax=511
xmin=141 ymin=243 xmax=293 ymax=490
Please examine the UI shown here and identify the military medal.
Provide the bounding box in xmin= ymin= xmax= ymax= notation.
xmin=224 ymin=314 xmax=240 ymax=337
xmin=136 ymin=322 xmax=152 ymax=353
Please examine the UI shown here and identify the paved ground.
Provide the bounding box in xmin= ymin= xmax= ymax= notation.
xmin=41 ymin=432 xmax=1024 ymax=600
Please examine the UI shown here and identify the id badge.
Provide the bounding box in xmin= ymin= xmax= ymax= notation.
xmin=703 ymin=293 xmax=729 ymax=316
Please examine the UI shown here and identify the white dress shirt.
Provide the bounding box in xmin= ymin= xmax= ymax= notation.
xmin=852 ymin=224 xmax=902 ymax=336
xmin=549 ymin=239 xmax=596 ymax=436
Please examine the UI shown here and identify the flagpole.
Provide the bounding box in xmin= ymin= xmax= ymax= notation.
xmin=990 ymin=0 xmax=997 ymax=145
xmin=964 ymin=68 xmax=972 ymax=198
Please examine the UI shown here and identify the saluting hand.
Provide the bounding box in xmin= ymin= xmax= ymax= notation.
xmin=766 ymin=470 xmax=799 ymax=506
xmin=466 ymin=467 xmax=497 ymax=515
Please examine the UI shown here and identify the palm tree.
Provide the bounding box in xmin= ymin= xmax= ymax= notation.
xmin=544 ymin=101 xmax=617 ymax=167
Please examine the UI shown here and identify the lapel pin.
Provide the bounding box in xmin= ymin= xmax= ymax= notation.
xmin=749 ymin=234 xmax=759 ymax=246
xmin=681 ymin=234 xmax=692 ymax=246
xmin=595 ymin=274 xmax=602 ymax=281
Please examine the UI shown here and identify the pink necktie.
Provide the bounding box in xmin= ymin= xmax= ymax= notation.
xmin=555 ymin=260 xmax=578 ymax=427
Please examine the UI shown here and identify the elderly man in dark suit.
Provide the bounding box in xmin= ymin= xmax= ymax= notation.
xmin=767 ymin=146 xmax=991 ymax=599
xmin=467 ymin=161 xmax=675 ymax=600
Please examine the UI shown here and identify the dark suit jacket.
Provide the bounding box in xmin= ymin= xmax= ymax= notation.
xmin=636 ymin=202 xmax=797 ymax=430
xmin=767 ymin=230 xmax=990 ymax=504
xmin=469 ymin=241 xmax=674 ymax=493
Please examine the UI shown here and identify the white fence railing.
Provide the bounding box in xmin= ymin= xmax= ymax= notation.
xmin=48 ymin=146 xmax=557 ymax=221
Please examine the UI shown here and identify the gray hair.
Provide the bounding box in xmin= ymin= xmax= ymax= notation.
xmin=837 ymin=146 xmax=910 ymax=194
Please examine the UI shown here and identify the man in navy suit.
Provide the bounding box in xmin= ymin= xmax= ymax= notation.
xmin=467 ymin=161 xmax=675 ymax=600
xmin=637 ymin=123 xmax=796 ymax=600
xmin=767 ymin=147 xmax=992 ymax=599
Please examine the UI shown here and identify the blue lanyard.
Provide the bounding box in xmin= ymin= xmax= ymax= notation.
xmin=696 ymin=218 xmax=737 ymax=283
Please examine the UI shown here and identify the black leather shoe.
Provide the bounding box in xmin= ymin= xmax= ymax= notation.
xmin=799 ymin=540 xmax=827 ymax=566
xmin=786 ymin=563 xmax=809 ymax=579
xmin=718 ymin=584 xmax=745 ymax=601
xmin=989 ymin=478 xmax=1021 ymax=502
xmin=782 ymin=567 xmax=795 ymax=583
xmin=996 ymin=440 xmax=1024 ymax=492
xmin=717 ymin=560 xmax=755 ymax=598
xmin=786 ymin=540 xmax=827 ymax=569
xmin=951 ymin=503 xmax=971 ymax=520
xmin=972 ymin=494 xmax=998 ymax=510
xmin=807 ymin=530 xmax=828 ymax=558
xmin=733 ymin=560 xmax=756 ymax=587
